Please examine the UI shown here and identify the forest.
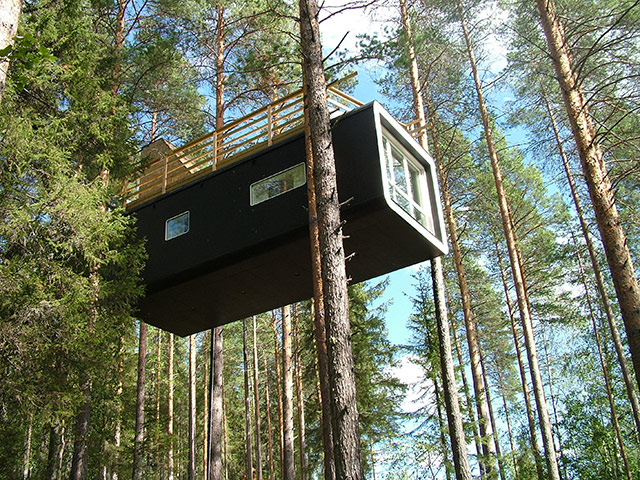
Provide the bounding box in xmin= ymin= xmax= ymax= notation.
xmin=0 ymin=0 xmax=639 ymax=479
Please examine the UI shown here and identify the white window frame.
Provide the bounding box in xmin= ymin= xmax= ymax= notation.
xmin=250 ymin=162 xmax=306 ymax=206
xmin=382 ymin=132 xmax=435 ymax=233
xmin=165 ymin=211 xmax=190 ymax=241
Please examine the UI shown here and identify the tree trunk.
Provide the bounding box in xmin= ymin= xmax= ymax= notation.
xmin=243 ymin=319 xmax=254 ymax=480
xmin=433 ymin=378 xmax=453 ymax=480
xmin=575 ymin=236 xmax=633 ymax=480
xmin=189 ymin=334 xmax=197 ymax=480
xmin=397 ymin=3 xmax=471 ymax=478
xmin=209 ymin=327 xmax=224 ymax=480
xmin=23 ymin=415 xmax=32 ymax=480
xmin=495 ymin=241 xmax=545 ymax=478
xmin=298 ymin=0 xmax=363 ymax=477
xmin=264 ymin=356 xmax=275 ymax=480
xmin=455 ymin=1 xmax=560 ymax=477
xmin=536 ymin=0 xmax=640 ymax=395
xmin=252 ymin=317 xmax=263 ymax=480
xmin=477 ymin=337 xmax=506 ymax=480
xmin=0 ymin=0 xmax=21 ymax=103
xmin=272 ymin=311 xmax=285 ymax=471
xmin=203 ymin=330 xmax=209 ymax=480
xmin=168 ymin=333 xmax=175 ymax=480
xmin=495 ymin=361 xmax=519 ymax=478
xmin=293 ymin=316 xmax=308 ymax=480
xmin=431 ymin=258 xmax=473 ymax=480
xmin=132 ymin=321 xmax=148 ymax=480
xmin=450 ymin=309 xmax=483 ymax=468
xmin=70 ymin=383 xmax=92 ymax=480
xmin=543 ymin=92 xmax=640 ymax=436
xmin=302 ymin=71 xmax=335 ymax=480
xmin=47 ymin=423 xmax=62 ymax=480
xmin=282 ymin=306 xmax=295 ymax=480
xmin=424 ymin=83 xmax=495 ymax=476
xmin=156 ymin=329 xmax=163 ymax=472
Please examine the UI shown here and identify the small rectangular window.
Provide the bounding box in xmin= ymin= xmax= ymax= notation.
xmin=250 ymin=163 xmax=306 ymax=206
xmin=165 ymin=211 xmax=190 ymax=240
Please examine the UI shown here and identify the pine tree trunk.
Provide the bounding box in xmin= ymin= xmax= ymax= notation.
xmin=455 ymin=1 xmax=560 ymax=477
xmin=282 ymin=306 xmax=295 ymax=480
xmin=575 ymin=237 xmax=633 ymax=480
xmin=47 ymin=423 xmax=62 ymax=480
xmin=536 ymin=0 xmax=640 ymax=395
xmin=132 ymin=322 xmax=148 ymax=480
xmin=433 ymin=378 xmax=453 ymax=480
xmin=209 ymin=327 xmax=224 ymax=480
xmin=243 ymin=319 xmax=254 ymax=480
xmin=431 ymin=258 xmax=473 ymax=480
xmin=450 ymin=310 xmax=483 ymax=467
xmin=203 ymin=331 xmax=209 ymax=480
xmin=302 ymin=73 xmax=335 ymax=480
xmin=424 ymin=85 xmax=495 ymax=477
xmin=168 ymin=333 xmax=175 ymax=480
xmin=272 ymin=311 xmax=285 ymax=471
xmin=189 ymin=334 xmax=197 ymax=480
xmin=23 ymin=414 xmax=32 ymax=480
xmin=156 ymin=329 xmax=163 ymax=471
xmin=298 ymin=0 xmax=363 ymax=477
xmin=397 ymin=4 xmax=471 ymax=477
xmin=293 ymin=316 xmax=307 ymax=480
xmin=252 ymin=317 xmax=263 ymax=480
xmin=495 ymin=242 xmax=545 ymax=478
xmin=543 ymin=92 xmax=640 ymax=436
xmin=477 ymin=339 xmax=506 ymax=480
xmin=0 ymin=0 xmax=21 ymax=103
xmin=495 ymin=362 xmax=519 ymax=478
xmin=263 ymin=356 xmax=275 ymax=480
xmin=111 ymin=336 xmax=125 ymax=480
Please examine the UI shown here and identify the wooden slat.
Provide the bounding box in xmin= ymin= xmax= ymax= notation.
xmin=124 ymin=79 xmax=362 ymax=207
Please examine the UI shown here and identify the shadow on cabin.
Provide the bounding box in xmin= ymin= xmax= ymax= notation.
xmin=127 ymin=92 xmax=448 ymax=336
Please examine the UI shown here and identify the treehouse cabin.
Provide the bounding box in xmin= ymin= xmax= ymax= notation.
xmin=125 ymin=87 xmax=448 ymax=336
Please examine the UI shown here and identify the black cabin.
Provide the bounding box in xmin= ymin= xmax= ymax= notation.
xmin=129 ymin=101 xmax=448 ymax=336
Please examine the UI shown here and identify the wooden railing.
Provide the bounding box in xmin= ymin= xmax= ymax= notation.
xmin=123 ymin=82 xmax=363 ymax=209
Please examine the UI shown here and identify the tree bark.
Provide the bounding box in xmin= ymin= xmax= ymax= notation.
xmin=424 ymin=84 xmax=495 ymax=477
xmin=168 ymin=332 xmax=175 ymax=480
xmin=23 ymin=414 xmax=32 ymax=480
xmin=252 ymin=317 xmax=263 ymax=480
xmin=575 ymin=236 xmax=633 ymax=480
xmin=298 ymin=0 xmax=363 ymax=476
xmin=47 ymin=423 xmax=62 ymax=480
xmin=495 ymin=241 xmax=545 ymax=478
xmin=543 ymin=91 xmax=640 ymax=436
xmin=302 ymin=72 xmax=335 ymax=480
xmin=495 ymin=361 xmax=519 ymax=478
xmin=398 ymin=3 xmax=471 ymax=478
xmin=203 ymin=330 xmax=209 ymax=480
xmin=536 ymin=0 xmax=640 ymax=395
xmin=209 ymin=328 xmax=224 ymax=480
xmin=189 ymin=334 xmax=197 ymax=480
xmin=433 ymin=378 xmax=453 ymax=480
xmin=477 ymin=337 xmax=506 ymax=480
xmin=263 ymin=356 xmax=275 ymax=480
xmin=431 ymin=258 xmax=473 ymax=480
xmin=272 ymin=311 xmax=285 ymax=471
xmin=243 ymin=318 xmax=254 ymax=480
xmin=282 ymin=306 xmax=295 ymax=480
xmin=0 ymin=0 xmax=21 ymax=103
xmin=455 ymin=1 xmax=560 ymax=478
xmin=294 ymin=315 xmax=308 ymax=480
xmin=132 ymin=322 xmax=148 ymax=480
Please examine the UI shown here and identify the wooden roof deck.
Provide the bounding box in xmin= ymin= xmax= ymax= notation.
xmin=123 ymin=82 xmax=365 ymax=210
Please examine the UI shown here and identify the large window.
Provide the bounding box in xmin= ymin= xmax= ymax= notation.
xmin=165 ymin=211 xmax=190 ymax=240
xmin=250 ymin=163 xmax=306 ymax=206
xmin=382 ymin=133 xmax=434 ymax=233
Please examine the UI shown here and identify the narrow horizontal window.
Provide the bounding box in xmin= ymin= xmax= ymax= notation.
xmin=165 ymin=211 xmax=190 ymax=240
xmin=250 ymin=163 xmax=306 ymax=206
